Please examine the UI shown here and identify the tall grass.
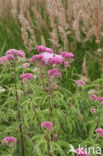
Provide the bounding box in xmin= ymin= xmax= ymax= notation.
xmin=0 ymin=0 xmax=103 ymax=80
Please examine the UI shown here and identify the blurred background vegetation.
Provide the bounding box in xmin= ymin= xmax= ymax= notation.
xmin=0 ymin=0 xmax=103 ymax=83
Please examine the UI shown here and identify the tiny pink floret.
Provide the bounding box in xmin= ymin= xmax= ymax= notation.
xmin=41 ymin=121 xmax=53 ymax=130
xmin=64 ymin=62 xmax=70 ymax=67
xmin=96 ymin=128 xmax=103 ymax=137
xmin=89 ymin=95 xmax=96 ymax=101
xmin=76 ymin=80 xmax=86 ymax=86
xmin=23 ymin=63 xmax=29 ymax=68
xmin=90 ymin=108 xmax=96 ymax=113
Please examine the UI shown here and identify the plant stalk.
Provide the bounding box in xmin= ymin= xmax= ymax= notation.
xmin=45 ymin=67 xmax=54 ymax=114
xmin=14 ymin=63 xmax=25 ymax=156
xmin=55 ymin=112 xmax=68 ymax=142
xmin=37 ymin=64 xmax=46 ymax=92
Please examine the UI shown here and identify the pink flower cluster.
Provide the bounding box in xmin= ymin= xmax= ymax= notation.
xmin=88 ymin=89 xmax=95 ymax=94
xmin=60 ymin=51 xmax=74 ymax=59
xmin=90 ymin=108 xmax=96 ymax=113
xmin=6 ymin=54 xmax=15 ymax=61
xmin=96 ymin=128 xmax=103 ymax=137
xmin=41 ymin=121 xmax=53 ymax=130
xmin=0 ymin=49 xmax=25 ymax=64
xmin=0 ymin=56 xmax=8 ymax=64
xmin=48 ymin=68 xmax=61 ymax=78
xmin=90 ymin=95 xmax=103 ymax=102
xmin=32 ymin=54 xmax=43 ymax=61
xmin=89 ymin=95 xmax=96 ymax=101
xmin=29 ymin=45 xmax=74 ymax=67
xmin=23 ymin=63 xmax=29 ymax=68
xmin=37 ymin=45 xmax=53 ymax=53
xmin=29 ymin=53 xmax=64 ymax=65
xmin=6 ymin=49 xmax=25 ymax=58
xmin=20 ymin=73 xmax=34 ymax=82
xmin=64 ymin=62 xmax=70 ymax=67
xmin=41 ymin=52 xmax=54 ymax=64
xmin=100 ymin=102 xmax=103 ymax=106
xmin=76 ymin=80 xmax=86 ymax=87
xmin=2 ymin=137 xmax=17 ymax=147
xmin=76 ymin=148 xmax=89 ymax=156
xmin=49 ymin=54 xmax=64 ymax=65
xmin=96 ymin=96 xmax=103 ymax=101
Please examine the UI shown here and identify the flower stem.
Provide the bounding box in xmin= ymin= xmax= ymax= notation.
xmin=46 ymin=133 xmax=51 ymax=156
xmin=14 ymin=63 xmax=25 ymax=156
xmin=32 ymin=105 xmax=44 ymax=133
xmin=55 ymin=112 xmax=68 ymax=142
xmin=45 ymin=67 xmax=54 ymax=114
xmin=37 ymin=64 xmax=46 ymax=92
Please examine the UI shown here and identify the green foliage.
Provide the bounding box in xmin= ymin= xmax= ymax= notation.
xmin=0 ymin=57 xmax=103 ymax=156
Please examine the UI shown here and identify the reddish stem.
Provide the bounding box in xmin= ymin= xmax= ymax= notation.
xmin=46 ymin=133 xmax=51 ymax=156
xmin=50 ymin=132 xmax=54 ymax=141
xmin=32 ymin=101 xmax=52 ymax=155
xmin=14 ymin=63 xmax=25 ymax=156
xmin=55 ymin=113 xmax=68 ymax=142
xmin=37 ymin=64 xmax=46 ymax=92
xmin=45 ymin=67 xmax=54 ymax=114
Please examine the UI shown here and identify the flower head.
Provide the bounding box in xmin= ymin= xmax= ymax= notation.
xmin=48 ymin=68 xmax=61 ymax=78
xmin=37 ymin=45 xmax=53 ymax=53
xmin=88 ymin=89 xmax=95 ymax=94
xmin=60 ymin=51 xmax=74 ymax=59
xmin=29 ymin=58 xmax=34 ymax=63
xmin=0 ymin=56 xmax=8 ymax=64
xmin=2 ymin=137 xmax=17 ymax=147
xmin=90 ymin=108 xmax=96 ymax=113
xmin=16 ymin=50 xmax=25 ymax=58
xmin=49 ymin=54 xmax=64 ymax=65
xmin=6 ymin=49 xmax=25 ymax=58
xmin=6 ymin=54 xmax=15 ymax=61
xmin=41 ymin=121 xmax=53 ymax=130
xmin=64 ymin=62 xmax=70 ymax=67
xmin=20 ymin=73 xmax=34 ymax=81
xmin=96 ymin=96 xmax=103 ymax=101
xmin=45 ymin=48 xmax=53 ymax=53
xmin=89 ymin=95 xmax=96 ymax=101
xmin=23 ymin=63 xmax=29 ymax=68
xmin=29 ymin=54 xmax=43 ymax=63
xmin=41 ymin=52 xmax=54 ymax=64
xmin=96 ymin=128 xmax=103 ymax=137
xmin=76 ymin=80 xmax=86 ymax=87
